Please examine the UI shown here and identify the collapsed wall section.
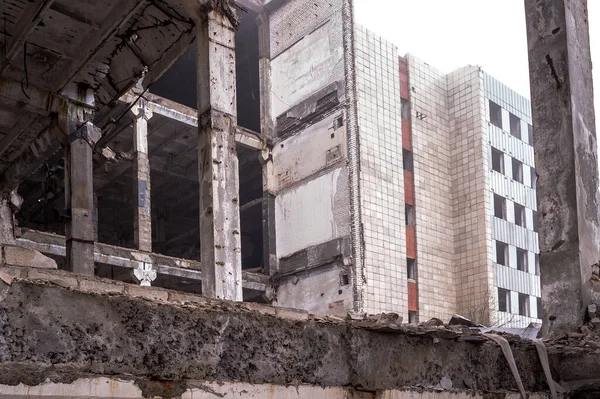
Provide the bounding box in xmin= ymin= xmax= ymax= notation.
xmin=406 ymin=56 xmax=456 ymax=321
xmin=354 ymin=26 xmax=406 ymax=315
xmin=267 ymin=0 xmax=353 ymax=315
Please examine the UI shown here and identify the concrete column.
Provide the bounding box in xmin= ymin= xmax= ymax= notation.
xmin=55 ymin=92 xmax=100 ymax=275
xmin=260 ymin=149 xmax=277 ymax=276
xmin=525 ymin=0 xmax=600 ymax=335
xmin=130 ymin=101 xmax=153 ymax=252
xmin=256 ymin=13 xmax=273 ymax=139
xmin=0 ymin=191 xmax=22 ymax=244
xmin=195 ymin=6 xmax=242 ymax=300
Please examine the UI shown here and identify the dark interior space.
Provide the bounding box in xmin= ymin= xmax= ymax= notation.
xmin=150 ymin=9 xmax=261 ymax=132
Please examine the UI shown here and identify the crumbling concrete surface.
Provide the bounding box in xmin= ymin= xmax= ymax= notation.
xmin=0 ymin=269 xmax=598 ymax=398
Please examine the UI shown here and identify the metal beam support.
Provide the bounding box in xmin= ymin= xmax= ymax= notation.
xmin=54 ymin=90 xmax=100 ymax=275
xmin=130 ymin=100 xmax=153 ymax=252
xmin=525 ymin=0 xmax=600 ymax=335
xmin=195 ymin=7 xmax=243 ymax=301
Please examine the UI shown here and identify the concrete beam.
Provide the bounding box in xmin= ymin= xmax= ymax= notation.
xmin=120 ymin=91 xmax=266 ymax=150
xmin=130 ymin=100 xmax=153 ymax=252
xmin=194 ymin=7 xmax=243 ymax=301
xmin=525 ymin=0 xmax=600 ymax=335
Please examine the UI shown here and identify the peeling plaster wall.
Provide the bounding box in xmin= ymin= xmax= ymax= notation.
xmin=275 ymin=264 xmax=353 ymax=316
xmin=275 ymin=167 xmax=350 ymax=258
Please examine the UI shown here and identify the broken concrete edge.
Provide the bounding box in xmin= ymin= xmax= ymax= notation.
xmin=0 ymin=244 xmax=57 ymax=270
xmin=0 ymin=377 xmax=554 ymax=399
xmin=0 ymin=266 xmax=548 ymax=341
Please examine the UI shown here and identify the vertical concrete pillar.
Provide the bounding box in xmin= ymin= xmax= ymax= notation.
xmin=195 ymin=5 xmax=242 ymax=300
xmin=130 ymin=101 xmax=153 ymax=252
xmin=256 ymin=13 xmax=277 ymax=276
xmin=55 ymin=90 xmax=99 ymax=275
xmin=0 ymin=191 xmax=22 ymax=244
xmin=525 ymin=0 xmax=600 ymax=335
xmin=92 ymin=192 xmax=98 ymax=242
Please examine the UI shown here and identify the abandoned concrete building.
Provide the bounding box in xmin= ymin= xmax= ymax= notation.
xmin=1 ymin=0 xmax=600 ymax=397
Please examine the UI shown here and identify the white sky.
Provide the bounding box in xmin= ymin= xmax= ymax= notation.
xmin=354 ymin=0 xmax=600 ymax=116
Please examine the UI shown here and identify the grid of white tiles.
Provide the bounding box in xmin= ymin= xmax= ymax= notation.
xmin=484 ymin=73 xmax=541 ymax=327
xmin=408 ymin=56 xmax=457 ymax=321
xmin=355 ymin=25 xmax=406 ymax=315
xmin=448 ymin=66 xmax=496 ymax=324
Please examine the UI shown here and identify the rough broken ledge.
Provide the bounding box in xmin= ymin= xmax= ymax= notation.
xmin=0 ymin=267 xmax=599 ymax=398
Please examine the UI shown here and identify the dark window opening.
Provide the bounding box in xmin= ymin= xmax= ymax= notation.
xmin=403 ymin=149 xmax=414 ymax=172
xmin=519 ymin=293 xmax=530 ymax=317
xmin=517 ymin=249 xmax=528 ymax=272
xmin=528 ymin=124 xmax=534 ymax=145
xmin=405 ymin=204 xmax=415 ymax=226
xmin=494 ymin=194 xmax=506 ymax=219
xmin=496 ymin=241 xmax=508 ymax=266
xmin=498 ymin=288 xmax=510 ymax=312
xmin=537 ymin=297 xmax=543 ymax=319
xmin=492 ymin=148 xmax=504 ymax=173
xmin=489 ymin=101 xmax=503 ymax=128
xmin=512 ymin=158 xmax=523 ymax=183
xmin=407 ymin=258 xmax=416 ymax=280
xmin=341 ymin=274 xmax=350 ymax=286
xmin=510 ymin=113 xmax=521 ymax=139
xmin=514 ymin=203 xmax=526 ymax=228
xmin=535 ymin=254 xmax=540 ymax=275
xmin=532 ymin=210 xmax=539 ymax=232
xmin=530 ymin=168 xmax=537 ymax=189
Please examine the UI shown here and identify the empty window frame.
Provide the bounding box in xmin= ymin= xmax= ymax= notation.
xmin=518 ymin=293 xmax=530 ymax=317
xmin=537 ymin=297 xmax=543 ymax=319
xmin=407 ymin=258 xmax=416 ymax=280
xmin=517 ymin=249 xmax=528 ymax=272
xmin=401 ymin=98 xmax=410 ymax=120
xmin=492 ymin=148 xmax=504 ymax=173
xmin=512 ymin=158 xmax=523 ymax=183
xmin=532 ymin=210 xmax=539 ymax=233
xmin=403 ymin=149 xmax=414 ymax=172
xmin=530 ymin=168 xmax=537 ymax=189
xmin=498 ymin=288 xmax=510 ymax=312
xmin=405 ymin=204 xmax=415 ymax=226
xmin=535 ymin=254 xmax=540 ymax=276
xmin=496 ymin=241 xmax=509 ymax=266
xmin=514 ymin=203 xmax=526 ymax=228
xmin=510 ymin=113 xmax=521 ymax=139
xmin=408 ymin=311 xmax=418 ymax=324
xmin=494 ymin=194 xmax=506 ymax=220
xmin=528 ymin=124 xmax=534 ymax=145
xmin=489 ymin=100 xmax=503 ymax=129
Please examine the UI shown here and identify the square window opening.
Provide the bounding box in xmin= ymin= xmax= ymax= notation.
xmin=498 ymin=288 xmax=510 ymax=312
xmin=517 ymin=249 xmax=528 ymax=272
xmin=512 ymin=158 xmax=523 ymax=183
xmin=405 ymin=204 xmax=415 ymax=226
xmin=514 ymin=203 xmax=526 ymax=228
xmin=494 ymin=194 xmax=506 ymax=220
xmin=407 ymin=258 xmax=416 ymax=280
xmin=496 ymin=241 xmax=508 ymax=266
xmin=510 ymin=113 xmax=521 ymax=139
xmin=519 ymin=293 xmax=530 ymax=317
xmin=492 ymin=148 xmax=504 ymax=174
xmin=489 ymin=100 xmax=502 ymax=129
xmin=403 ymin=149 xmax=414 ymax=172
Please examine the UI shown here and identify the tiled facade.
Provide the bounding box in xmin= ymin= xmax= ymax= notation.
xmin=355 ymin=26 xmax=406 ymax=315
xmin=353 ymin=27 xmax=539 ymax=327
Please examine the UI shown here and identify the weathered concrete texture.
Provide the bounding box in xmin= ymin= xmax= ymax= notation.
xmin=1 ymin=245 xmax=57 ymax=270
xmin=0 ymin=378 xmax=555 ymax=399
xmin=0 ymin=270 xmax=597 ymax=397
xmin=0 ymin=192 xmax=21 ymax=245
xmin=525 ymin=0 xmax=600 ymax=335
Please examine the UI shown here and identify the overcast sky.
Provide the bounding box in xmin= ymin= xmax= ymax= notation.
xmin=354 ymin=0 xmax=600 ymax=117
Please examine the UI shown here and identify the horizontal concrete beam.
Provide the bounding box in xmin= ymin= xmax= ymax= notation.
xmin=0 ymin=271 xmax=598 ymax=396
xmin=15 ymin=229 xmax=268 ymax=291
xmin=121 ymin=91 xmax=266 ymax=150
